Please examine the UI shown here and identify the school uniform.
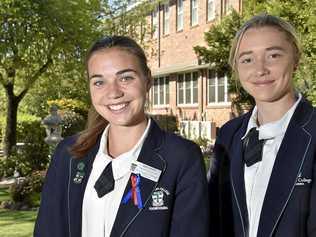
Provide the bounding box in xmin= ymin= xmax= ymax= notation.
xmin=209 ymin=97 xmax=316 ymax=237
xmin=34 ymin=119 xmax=209 ymax=237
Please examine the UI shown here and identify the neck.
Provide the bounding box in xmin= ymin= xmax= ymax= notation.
xmin=107 ymin=118 xmax=148 ymax=158
xmin=256 ymin=92 xmax=296 ymax=126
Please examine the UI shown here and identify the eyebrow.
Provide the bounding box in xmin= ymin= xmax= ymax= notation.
xmin=88 ymin=68 xmax=138 ymax=80
xmin=116 ymin=68 xmax=138 ymax=75
xmin=238 ymin=46 xmax=286 ymax=59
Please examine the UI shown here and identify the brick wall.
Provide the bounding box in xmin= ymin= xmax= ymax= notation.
xmin=146 ymin=0 xmax=241 ymax=138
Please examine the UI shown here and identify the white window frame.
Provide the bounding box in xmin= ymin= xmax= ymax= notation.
xmin=191 ymin=0 xmax=198 ymax=26
xmin=163 ymin=3 xmax=170 ymax=35
xmin=207 ymin=0 xmax=215 ymax=21
xmin=177 ymin=72 xmax=199 ymax=106
xmin=152 ymin=7 xmax=159 ymax=38
xmin=153 ymin=76 xmax=169 ymax=107
xmin=207 ymin=70 xmax=230 ymax=105
xmin=177 ymin=0 xmax=184 ymax=31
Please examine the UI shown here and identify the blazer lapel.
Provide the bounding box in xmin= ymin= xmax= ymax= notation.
xmin=111 ymin=120 xmax=167 ymax=237
xmin=230 ymin=114 xmax=250 ymax=237
xmin=257 ymin=99 xmax=313 ymax=237
xmin=68 ymin=140 xmax=100 ymax=237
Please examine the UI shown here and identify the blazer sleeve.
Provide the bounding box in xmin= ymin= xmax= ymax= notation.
xmin=169 ymin=143 xmax=210 ymax=237
xmin=308 ymin=150 xmax=316 ymax=236
xmin=34 ymin=140 xmax=69 ymax=237
xmin=208 ymin=127 xmax=235 ymax=237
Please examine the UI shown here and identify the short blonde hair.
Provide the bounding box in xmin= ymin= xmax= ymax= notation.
xmin=229 ymin=13 xmax=301 ymax=72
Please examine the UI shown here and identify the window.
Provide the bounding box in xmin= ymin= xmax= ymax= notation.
xmin=177 ymin=72 xmax=198 ymax=105
xmin=152 ymin=7 xmax=159 ymax=38
xmin=153 ymin=76 xmax=169 ymax=106
xmin=207 ymin=0 xmax=215 ymax=21
xmin=208 ymin=70 xmax=230 ymax=104
xmin=191 ymin=0 xmax=198 ymax=26
xmin=177 ymin=0 xmax=184 ymax=31
xmin=162 ymin=3 xmax=170 ymax=35
xmin=224 ymin=0 xmax=232 ymax=14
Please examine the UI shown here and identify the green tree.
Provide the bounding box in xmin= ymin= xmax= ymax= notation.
xmin=0 ymin=0 xmax=101 ymax=156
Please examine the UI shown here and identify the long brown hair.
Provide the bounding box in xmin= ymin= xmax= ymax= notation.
xmin=70 ymin=36 xmax=152 ymax=158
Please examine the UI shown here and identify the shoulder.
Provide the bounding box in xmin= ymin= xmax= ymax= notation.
xmin=294 ymin=97 xmax=316 ymax=134
xmin=217 ymin=112 xmax=250 ymax=143
xmin=159 ymin=131 xmax=203 ymax=172
xmin=50 ymin=135 xmax=79 ymax=166
xmin=163 ymin=131 xmax=201 ymax=154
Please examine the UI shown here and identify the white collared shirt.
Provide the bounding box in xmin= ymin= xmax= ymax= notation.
xmin=82 ymin=119 xmax=151 ymax=237
xmin=243 ymin=94 xmax=302 ymax=237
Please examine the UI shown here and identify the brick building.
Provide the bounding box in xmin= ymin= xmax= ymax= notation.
xmin=135 ymin=0 xmax=242 ymax=140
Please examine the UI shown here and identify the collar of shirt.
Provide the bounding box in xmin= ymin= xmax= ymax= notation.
xmin=93 ymin=118 xmax=151 ymax=181
xmin=242 ymin=93 xmax=302 ymax=141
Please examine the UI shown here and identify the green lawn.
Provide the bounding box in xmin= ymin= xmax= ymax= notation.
xmin=0 ymin=188 xmax=37 ymax=237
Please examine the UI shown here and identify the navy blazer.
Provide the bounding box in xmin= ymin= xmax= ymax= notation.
xmin=34 ymin=119 xmax=209 ymax=237
xmin=209 ymin=97 xmax=316 ymax=237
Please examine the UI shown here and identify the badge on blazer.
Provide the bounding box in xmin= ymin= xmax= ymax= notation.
xmin=73 ymin=162 xmax=85 ymax=184
xmin=149 ymin=187 xmax=170 ymax=211
xmin=295 ymin=172 xmax=312 ymax=186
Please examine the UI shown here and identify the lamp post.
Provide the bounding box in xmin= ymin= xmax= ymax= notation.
xmin=42 ymin=105 xmax=63 ymax=155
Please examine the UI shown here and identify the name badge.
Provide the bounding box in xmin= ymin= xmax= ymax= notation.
xmin=131 ymin=161 xmax=162 ymax=182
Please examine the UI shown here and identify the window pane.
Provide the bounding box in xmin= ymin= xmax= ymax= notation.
xmin=191 ymin=0 xmax=198 ymax=26
xmin=218 ymin=77 xmax=225 ymax=102
xmin=207 ymin=0 xmax=215 ymax=21
xmin=185 ymin=73 xmax=192 ymax=104
xmin=152 ymin=7 xmax=158 ymax=38
xmin=165 ymin=76 xmax=169 ymax=104
xmin=177 ymin=0 xmax=183 ymax=31
xmin=193 ymin=72 xmax=198 ymax=103
xmin=153 ymin=78 xmax=158 ymax=105
xmin=178 ymin=74 xmax=184 ymax=104
xmin=163 ymin=4 xmax=170 ymax=35
xmin=208 ymin=71 xmax=216 ymax=103
xmin=159 ymin=77 xmax=164 ymax=104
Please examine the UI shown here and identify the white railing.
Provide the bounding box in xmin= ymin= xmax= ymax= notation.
xmin=179 ymin=120 xmax=214 ymax=141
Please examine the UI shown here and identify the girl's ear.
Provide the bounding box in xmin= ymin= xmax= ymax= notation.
xmin=146 ymin=71 xmax=154 ymax=92
xmin=146 ymin=75 xmax=153 ymax=92
xmin=293 ymin=63 xmax=298 ymax=71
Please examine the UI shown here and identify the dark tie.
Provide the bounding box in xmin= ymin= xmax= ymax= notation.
xmin=94 ymin=162 xmax=115 ymax=198
xmin=243 ymin=128 xmax=264 ymax=167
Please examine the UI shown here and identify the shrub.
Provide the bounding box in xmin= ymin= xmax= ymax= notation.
xmin=47 ymin=98 xmax=88 ymax=137
xmin=192 ymin=137 xmax=214 ymax=170
xmin=0 ymin=116 xmax=5 ymax=146
xmin=61 ymin=110 xmax=86 ymax=137
xmin=0 ymin=114 xmax=50 ymax=178
xmin=9 ymin=171 xmax=44 ymax=208
xmin=47 ymin=98 xmax=88 ymax=116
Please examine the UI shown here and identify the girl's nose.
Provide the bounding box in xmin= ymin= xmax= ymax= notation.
xmin=107 ymin=80 xmax=124 ymax=99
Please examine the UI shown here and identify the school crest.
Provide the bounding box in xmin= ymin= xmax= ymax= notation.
xmin=149 ymin=187 xmax=170 ymax=211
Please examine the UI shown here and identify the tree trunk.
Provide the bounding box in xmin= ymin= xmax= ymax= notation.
xmin=3 ymin=83 xmax=19 ymax=157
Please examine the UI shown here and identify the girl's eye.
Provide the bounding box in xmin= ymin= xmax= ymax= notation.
xmin=240 ymin=57 xmax=252 ymax=64
xmin=92 ymin=80 xmax=104 ymax=87
xmin=119 ymin=76 xmax=134 ymax=82
xmin=269 ymin=53 xmax=282 ymax=59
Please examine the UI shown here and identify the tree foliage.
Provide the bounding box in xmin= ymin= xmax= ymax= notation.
xmin=0 ymin=0 xmax=102 ymax=155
